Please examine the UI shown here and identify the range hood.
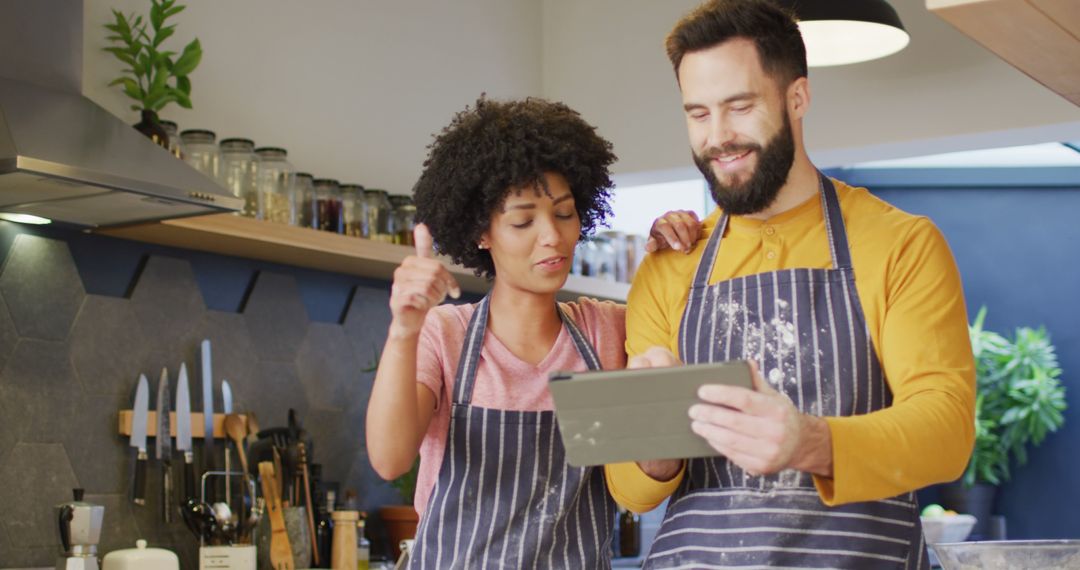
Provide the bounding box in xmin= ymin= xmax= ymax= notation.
xmin=0 ymin=78 xmax=242 ymax=228
xmin=0 ymin=0 xmax=241 ymax=229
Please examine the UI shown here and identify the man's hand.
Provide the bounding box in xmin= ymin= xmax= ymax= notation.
xmin=689 ymin=361 xmax=833 ymax=477
xmin=629 ymin=347 xmax=684 ymax=481
xmin=646 ymin=210 xmax=701 ymax=253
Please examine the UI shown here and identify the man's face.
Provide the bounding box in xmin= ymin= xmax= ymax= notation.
xmin=679 ymin=38 xmax=796 ymax=215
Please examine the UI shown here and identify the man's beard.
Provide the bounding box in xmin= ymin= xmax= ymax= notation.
xmin=693 ymin=112 xmax=796 ymax=216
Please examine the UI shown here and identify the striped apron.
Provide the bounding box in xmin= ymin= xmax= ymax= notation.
xmin=644 ymin=174 xmax=928 ymax=569
xmin=409 ymin=296 xmax=617 ymax=569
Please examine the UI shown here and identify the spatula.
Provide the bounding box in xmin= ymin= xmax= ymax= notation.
xmin=258 ymin=461 xmax=294 ymax=570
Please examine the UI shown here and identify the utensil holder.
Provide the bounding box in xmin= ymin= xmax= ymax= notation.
xmin=199 ymin=545 xmax=256 ymax=570
xmin=254 ymin=505 xmax=310 ymax=570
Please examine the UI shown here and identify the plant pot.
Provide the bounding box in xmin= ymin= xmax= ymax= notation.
xmin=133 ymin=109 xmax=170 ymax=149
xmin=379 ymin=505 xmax=418 ymax=562
xmin=939 ymin=481 xmax=997 ymax=540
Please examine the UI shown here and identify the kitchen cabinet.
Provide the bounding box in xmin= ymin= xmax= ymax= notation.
xmin=98 ymin=214 xmax=631 ymax=302
xmin=928 ymin=0 xmax=1080 ymax=106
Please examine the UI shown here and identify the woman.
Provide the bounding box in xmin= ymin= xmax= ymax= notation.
xmin=365 ymin=96 xmax=698 ymax=569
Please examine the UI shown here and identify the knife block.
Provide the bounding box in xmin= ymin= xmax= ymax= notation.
xmin=117 ymin=411 xmax=245 ymax=439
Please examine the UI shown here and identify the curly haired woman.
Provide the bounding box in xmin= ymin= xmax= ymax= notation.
xmin=366 ymin=96 xmax=699 ymax=569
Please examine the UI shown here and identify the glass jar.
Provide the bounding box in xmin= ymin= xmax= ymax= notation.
xmin=218 ymin=138 xmax=259 ymax=218
xmin=160 ymin=120 xmax=183 ymax=159
xmin=254 ymin=147 xmax=295 ymax=224
xmin=363 ymin=189 xmax=394 ymax=242
xmin=388 ymin=195 xmax=417 ymax=246
xmin=292 ymin=172 xmax=315 ymax=229
xmin=600 ymin=231 xmax=629 ymax=283
xmin=179 ymin=129 xmax=218 ymax=179
xmin=593 ymin=235 xmax=617 ymax=281
xmin=340 ymin=184 xmax=366 ymax=237
xmin=313 ymin=178 xmax=342 ymax=233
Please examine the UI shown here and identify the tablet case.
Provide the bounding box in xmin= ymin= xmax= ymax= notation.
xmin=549 ymin=361 xmax=752 ymax=467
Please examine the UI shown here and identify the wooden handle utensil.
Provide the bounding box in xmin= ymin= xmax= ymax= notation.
xmin=258 ymin=461 xmax=294 ymax=570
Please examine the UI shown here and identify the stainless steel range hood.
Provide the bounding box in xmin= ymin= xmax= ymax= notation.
xmin=0 ymin=0 xmax=242 ymax=228
xmin=0 ymin=78 xmax=242 ymax=228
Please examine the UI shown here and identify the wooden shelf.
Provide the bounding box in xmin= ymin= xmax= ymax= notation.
xmin=118 ymin=410 xmax=246 ymax=439
xmin=98 ymin=214 xmax=630 ymax=301
xmin=928 ymin=0 xmax=1080 ymax=106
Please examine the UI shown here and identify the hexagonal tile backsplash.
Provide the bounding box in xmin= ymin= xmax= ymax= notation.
xmin=0 ymin=234 xmax=389 ymax=569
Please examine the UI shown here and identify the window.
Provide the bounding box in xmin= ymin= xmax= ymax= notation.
xmin=606 ymin=178 xmax=712 ymax=236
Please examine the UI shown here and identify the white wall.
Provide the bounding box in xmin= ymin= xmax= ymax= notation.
xmin=83 ymin=1 xmax=1080 ymax=194
xmin=541 ymin=0 xmax=1080 ymax=182
xmin=82 ymin=0 xmax=543 ymax=195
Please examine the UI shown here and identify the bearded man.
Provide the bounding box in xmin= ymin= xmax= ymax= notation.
xmin=605 ymin=1 xmax=976 ymax=568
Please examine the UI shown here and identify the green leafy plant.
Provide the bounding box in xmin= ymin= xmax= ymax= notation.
xmin=964 ymin=306 xmax=1067 ymax=486
xmin=104 ymin=0 xmax=202 ymax=112
xmin=390 ymin=457 xmax=419 ymax=506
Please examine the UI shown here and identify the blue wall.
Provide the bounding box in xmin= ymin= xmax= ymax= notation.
xmin=829 ymin=166 xmax=1080 ymax=540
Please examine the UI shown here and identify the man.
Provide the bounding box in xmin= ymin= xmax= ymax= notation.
xmin=605 ymin=1 xmax=976 ymax=567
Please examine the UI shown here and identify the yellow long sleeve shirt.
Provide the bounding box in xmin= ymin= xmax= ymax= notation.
xmin=606 ymin=179 xmax=975 ymax=510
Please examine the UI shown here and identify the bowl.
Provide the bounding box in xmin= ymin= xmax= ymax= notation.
xmin=921 ymin=514 xmax=977 ymax=544
xmin=933 ymin=539 xmax=1080 ymax=570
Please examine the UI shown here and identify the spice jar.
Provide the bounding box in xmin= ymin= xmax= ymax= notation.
xmin=363 ymin=189 xmax=394 ymax=242
xmin=292 ymin=172 xmax=315 ymax=229
xmin=218 ymin=138 xmax=259 ymax=218
xmin=313 ymin=178 xmax=342 ymax=233
xmin=388 ymin=195 xmax=417 ymax=246
xmin=340 ymin=184 xmax=366 ymax=237
xmin=160 ymin=120 xmax=183 ymax=159
xmin=254 ymin=147 xmax=294 ymax=224
xmin=179 ymin=129 xmax=218 ymax=179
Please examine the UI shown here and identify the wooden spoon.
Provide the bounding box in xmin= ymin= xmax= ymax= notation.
xmin=224 ymin=414 xmax=250 ymax=477
xmin=245 ymin=411 xmax=261 ymax=446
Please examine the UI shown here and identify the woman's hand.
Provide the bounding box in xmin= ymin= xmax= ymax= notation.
xmin=646 ymin=210 xmax=701 ymax=253
xmin=388 ymin=223 xmax=461 ymax=339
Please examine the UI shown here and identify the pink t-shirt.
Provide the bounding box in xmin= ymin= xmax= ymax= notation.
xmin=412 ymin=297 xmax=627 ymax=519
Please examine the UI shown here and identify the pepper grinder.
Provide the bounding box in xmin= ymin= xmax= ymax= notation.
xmin=329 ymin=510 xmax=358 ymax=570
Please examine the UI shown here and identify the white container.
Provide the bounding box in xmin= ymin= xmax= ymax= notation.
xmin=199 ymin=545 xmax=256 ymax=570
xmin=101 ymin=540 xmax=179 ymax=570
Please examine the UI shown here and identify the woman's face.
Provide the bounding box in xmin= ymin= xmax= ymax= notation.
xmin=482 ymin=171 xmax=581 ymax=295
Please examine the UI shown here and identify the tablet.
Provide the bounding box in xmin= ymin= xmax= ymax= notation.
xmin=549 ymin=360 xmax=753 ymax=467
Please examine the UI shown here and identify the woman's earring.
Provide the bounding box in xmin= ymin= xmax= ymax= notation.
xmin=478 ymin=243 xmax=489 ymax=250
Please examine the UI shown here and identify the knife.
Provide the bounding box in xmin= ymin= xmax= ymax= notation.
xmin=222 ymin=379 xmax=233 ymax=504
xmin=130 ymin=374 xmax=150 ymax=505
xmin=155 ymin=368 xmax=173 ymax=522
xmin=176 ymin=362 xmax=196 ymax=501
xmin=201 ymin=340 xmax=215 ymax=489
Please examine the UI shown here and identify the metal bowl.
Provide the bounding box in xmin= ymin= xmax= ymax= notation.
xmin=933 ymin=539 xmax=1080 ymax=570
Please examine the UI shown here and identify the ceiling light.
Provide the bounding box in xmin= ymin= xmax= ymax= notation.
xmin=0 ymin=213 xmax=52 ymax=225
xmin=778 ymin=0 xmax=910 ymax=67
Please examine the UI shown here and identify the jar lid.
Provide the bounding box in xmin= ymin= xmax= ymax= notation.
xmin=295 ymin=172 xmax=314 ymax=180
xmin=363 ymin=189 xmax=389 ymax=197
xmin=387 ymin=195 xmax=413 ymax=208
xmin=313 ymin=178 xmax=341 ymax=188
xmin=220 ymin=138 xmax=255 ymax=151
xmin=255 ymin=146 xmax=288 ymax=157
xmin=159 ymin=120 xmax=178 ymax=131
xmin=101 ymin=540 xmax=179 ymax=570
xmin=340 ymin=183 xmax=365 ymax=192
xmin=179 ymin=129 xmax=216 ymax=143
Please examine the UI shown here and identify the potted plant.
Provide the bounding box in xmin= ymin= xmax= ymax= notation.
xmin=941 ymin=306 xmax=1067 ymax=538
xmin=379 ymin=458 xmax=420 ymax=561
xmin=103 ymin=0 xmax=202 ymax=147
